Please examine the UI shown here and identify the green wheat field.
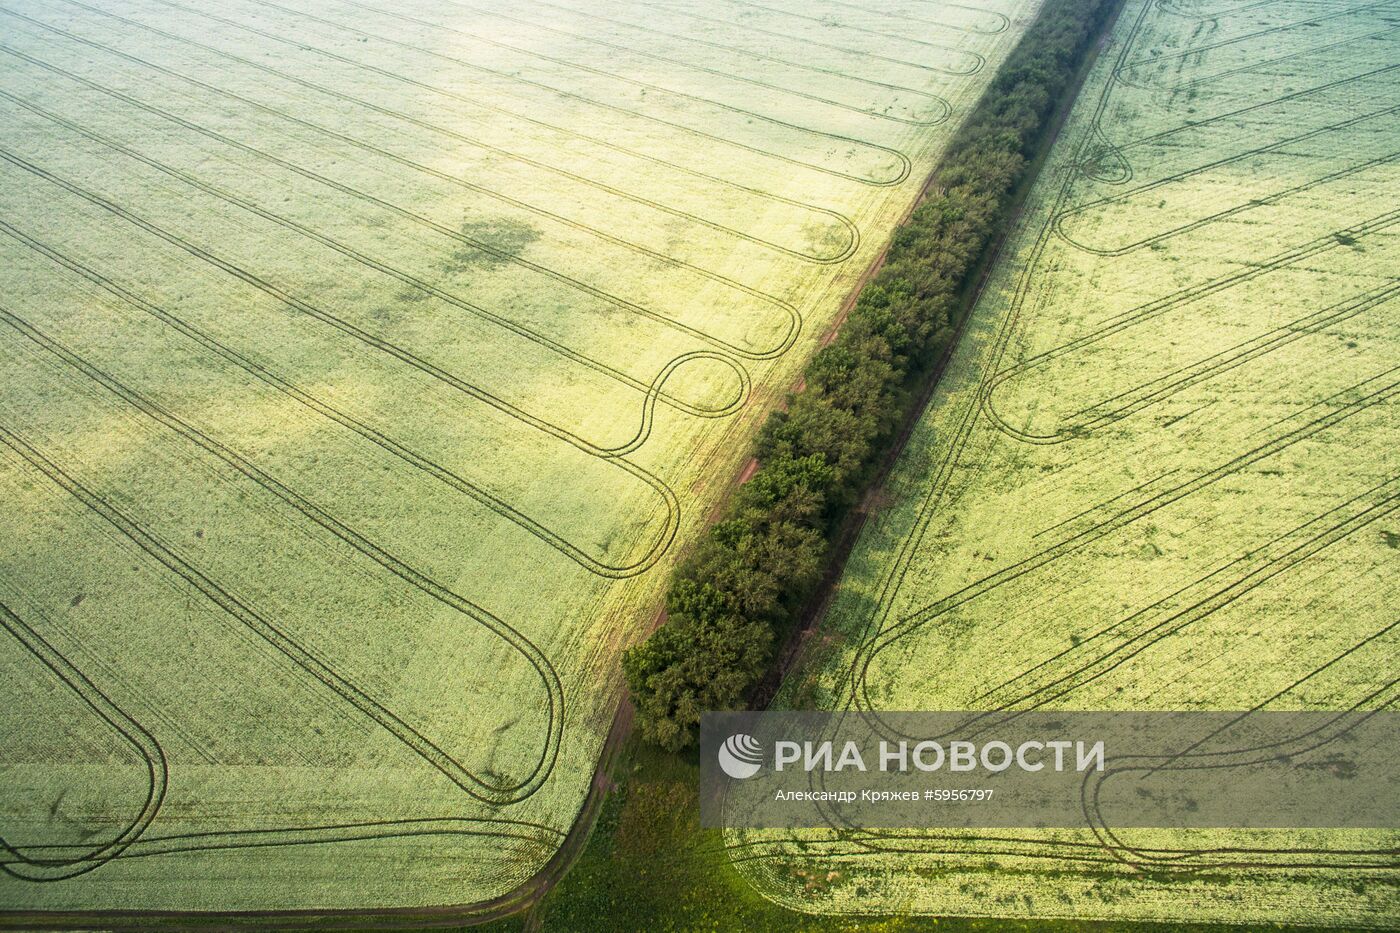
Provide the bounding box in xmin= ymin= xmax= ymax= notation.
xmin=736 ymin=0 xmax=1400 ymax=925
xmin=0 ymin=0 xmax=1041 ymax=912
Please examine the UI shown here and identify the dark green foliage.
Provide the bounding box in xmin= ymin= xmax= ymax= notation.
xmin=624 ymin=0 xmax=1117 ymax=749
xmin=622 ymin=612 xmax=772 ymax=753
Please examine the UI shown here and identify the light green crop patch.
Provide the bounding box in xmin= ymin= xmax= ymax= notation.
xmin=733 ymin=0 xmax=1400 ymax=926
xmin=0 ymin=0 xmax=1039 ymax=913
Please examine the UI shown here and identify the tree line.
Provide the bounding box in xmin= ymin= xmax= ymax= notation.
xmin=624 ymin=0 xmax=1119 ymax=751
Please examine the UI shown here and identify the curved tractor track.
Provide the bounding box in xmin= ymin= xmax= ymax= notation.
xmin=737 ymin=0 xmax=1400 ymax=920
xmin=0 ymin=0 xmax=1025 ymax=917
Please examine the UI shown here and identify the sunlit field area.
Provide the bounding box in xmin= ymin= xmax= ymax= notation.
xmin=0 ymin=0 xmax=1040 ymax=913
xmin=736 ymin=0 xmax=1400 ymax=925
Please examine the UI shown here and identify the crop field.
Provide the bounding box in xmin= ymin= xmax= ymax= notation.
xmin=733 ymin=0 xmax=1400 ymax=925
xmin=0 ymin=0 xmax=1043 ymax=914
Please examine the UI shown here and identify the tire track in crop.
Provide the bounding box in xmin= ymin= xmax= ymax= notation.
xmin=0 ymin=18 xmax=801 ymax=364
xmin=776 ymin=0 xmax=1399 ymax=878
xmin=2 ymin=14 xmax=834 ymax=354
xmin=0 ymin=78 xmax=750 ymax=423
xmin=109 ymin=0 xmax=904 ymax=190
xmin=10 ymin=0 xmax=850 ymax=272
xmin=813 ymin=0 xmax=1398 ymax=687
xmin=321 ymin=0 xmax=904 ymax=190
xmin=1128 ymin=22 xmax=1400 ymax=96
xmin=1054 ymin=104 xmax=1400 ymax=256
xmin=0 ymin=0 xmax=1011 ymax=894
xmin=963 ymin=0 xmax=1400 ymax=862
xmin=1071 ymin=1 xmax=1400 ymax=245
xmin=1082 ymin=625 xmax=1400 ymax=870
xmin=1115 ymin=0 xmax=1399 ymax=91
xmin=206 ymin=0 xmax=863 ymax=251
xmin=489 ymin=0 xmax=954 ymax=121
xmin=0 ymin=217 xmax=671 ymax=579
xmin=987 ymin=19 xmax=1400 ymax=440
xmin=1155 ymin=0 xmax=1281 ymax=20
xmin=136 ymin=0 xmax=914 ymax=192
xmin=0 ymin=149 xmax=687 ymax=573
xmin=793 ymin=0 xmax=1170 ymax=824
xmin=1038 ymin=283 xmax=1400 ymax=441
xmin=984 ymin=251 xmax=1400 ymax=444
xmin=1085 ymin=702 xmax=1400 ymax=871
xmin=0 ymin=79 xmax=754 ymax=424
xmin=804 ymin=0 xmax=1149 ymax=744
xmin=215 ymin=2 xmax=866 ymax=245
xmin=735 ymin=0 xmax=1011 ymax=36
xmin=1027 ymin=468 xmax=1180 ymax=541
xmin=733 ymin=835 xmax=1390 ymax=872
xmin=985 ymin=205 xmax=1400 ymax=417
xmin=0 ymin=597 xmax=167 ymax=881
xmin=0 ymin=817 xmax=564 ymax=872
xmin=729 ymin=828 xmax=1390 ymax=872
xmin=186 ymin=0 xmax=863 ymax=262
xmin=808 ymin=473 xmax=1400 ymax=865
xmin=0 ymin=0 xmax=888 ymax=883
xmin=0 ymin=467 xmax=564 ymax=878
xmin=1071 ymin=6 xmax=1400 ymax=271
xmin=215 ymin=0 xmax=876 ymax=248
xmin=764 ymin=826 xmax=1400 ymax=873
xmin=825 ymin=0 xmax=1162 ymax=716
xmin=769 ymin=589 xmax=1399 ymax=867
xmin=0 ymin=365 xmax=565 ymax=806
xmin=13 ymin=0 xmax=907 ymax=191
xmin=859 ymin=369 xmax=1400 ymax=711
xmin=1076 ymin=59 xmax=1400 ymax=184
xmin=727 ymin=824 xmax=1397 ymax=871
xmin=643 ymin=0 xmax=987 ymax=75
xmin=1138 ymin=0 xmax=1392 ymax=59
xmin=386 ymin=0 xmax=957 ymax=124
xmin=968 ymin=475 xmax=1400 ymax=713
xmin=0 ymin=147 xmax=684 ymax=464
